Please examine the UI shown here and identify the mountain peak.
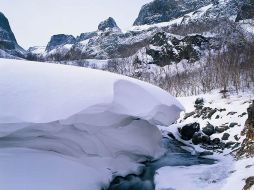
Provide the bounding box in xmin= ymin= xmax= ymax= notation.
xmin=98 ymin=17 xmax=119 ymax=31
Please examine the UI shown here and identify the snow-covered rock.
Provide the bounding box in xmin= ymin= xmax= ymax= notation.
xmin=0 ymin=58 xmax=183 ymax=190
xmin=0 ymin=12 xmax=26 ymax=58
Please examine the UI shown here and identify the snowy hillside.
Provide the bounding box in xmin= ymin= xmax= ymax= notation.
xmin=0 ymin=59 xmax=183 ymax=190
xmin=157 ymin=91 xmax=254 ymax=190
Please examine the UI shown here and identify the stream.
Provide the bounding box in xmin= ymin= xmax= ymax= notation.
xmin=107 ymin=137 xmax=215 ymax=190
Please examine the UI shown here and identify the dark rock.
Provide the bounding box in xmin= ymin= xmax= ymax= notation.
xmin=227 ymin=111 xmax=237 ymax=116
xmin=229 ymin=122 xmax=238 ymax=128
xmin=146 ymin=33 xmax=209 ymax=66
xmin=76 ymin=32 xmax=97 ymax=42
xmin=0 ymin=12 xmax=26 ymax=57
xmin=215 ymin=115 xmax=220 ymax=119
xmin=46 ymin=34 xmax=76 ymax=52
xmin=133 ymin=0 xmax=211 ymax=25
xmin=202 ymin=123 xmax=215 ymax=136
xmin=192 ymin=132 xmax=202 ymax=145
xmin=222 ymin=133 xmax=230 ymax=140
xmin=236 ymin=0 xmax=254 ymax=22
xmin=184 ymin=111 xmax=195 ymax=120
xmin=215 ymin=125 xmax=229 ymax=133
xmin=98 ymin=17 xmax=119 ymax=31
xmin=225 ymin=141 xmax=235 ymax=149
xmin=238 ymin=112 xmax=247 ymax=117
xmin=218 ymin=108 xmax=226 ymax=112
xmin=243 ymin=176 xmax=254 ymax=190
xmin=212 ymin=138 xmax=220 ymax=145
xmin=179 ymin=122 xmax=200 ymax=141
xmin=201 ymin=135 xmax=211 ymax=144
xmin=167 ymin=132 xmax=176 ymax=140
xmin=231 ymin=142 xmax=241 ymax=150
xmin=207 ymin=109 xmax=217 ymax=119
xmin=195 ymin=98 xmax=204 ymax=105
xmin=234 ymin=135 xmax=240 ymax=141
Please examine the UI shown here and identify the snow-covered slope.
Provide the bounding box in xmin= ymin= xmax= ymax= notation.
xmin=0 ymin=59 xmax=183 ymax=190
xmin=156 ymin=91 xmax=254 ymax=190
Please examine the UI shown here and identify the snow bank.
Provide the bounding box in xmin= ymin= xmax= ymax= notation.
xmin=155 ymin=157 xmax=233 ymax=190
xmin=0 ymin=59 xmax=183 ymax=190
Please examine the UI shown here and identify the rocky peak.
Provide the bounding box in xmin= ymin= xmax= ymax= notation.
xmin=133 ymin=0 xmax=212 ymax=26
xmin=0 ymin=12 xmax=16 ymax=43
xmin=0 ymin=12 xmax=26 ymax=58
xmin=98 ymin=17 xmax=119 ymax=31
xmin=46 ymin=34 xmax=76 ymax=52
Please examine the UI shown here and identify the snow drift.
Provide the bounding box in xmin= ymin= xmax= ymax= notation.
xmin=0 ymin=59 xmax=184 ymax=190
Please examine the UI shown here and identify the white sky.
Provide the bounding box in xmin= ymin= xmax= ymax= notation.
xmin=0 ymin=0 xmax=151 ymax=49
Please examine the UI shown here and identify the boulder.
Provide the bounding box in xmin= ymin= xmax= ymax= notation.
xmin=202 ymin=123 xmax=215 ymax=136
xmin=179 ymin=122 xmax=200 ymax=141
xmin=222 ymin=133 xmax=230 ymax=141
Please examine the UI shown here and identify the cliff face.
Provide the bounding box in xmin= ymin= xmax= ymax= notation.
xmin=237 ymin=101 xmax=254 ymax=158
xmin=0 ymin=12 xmax=26 ymax=58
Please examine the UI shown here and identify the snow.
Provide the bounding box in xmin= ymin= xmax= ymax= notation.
xmin=0 ymin=58 xmax=183 ymax=190
xmin=155 ymin=157 xmax=234 ymax=190
xmin=156 ymin=90 xmax=254 ymax=190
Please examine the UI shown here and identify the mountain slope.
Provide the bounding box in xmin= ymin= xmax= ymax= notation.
xmin=0 ymin=12 xmax=26 ymax=58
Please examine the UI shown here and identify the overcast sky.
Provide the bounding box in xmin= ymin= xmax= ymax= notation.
xmin=0 ymin=0 xmax=151 ymax=49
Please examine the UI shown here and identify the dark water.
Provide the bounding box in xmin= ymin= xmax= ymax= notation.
xmin=107 ymin=137 xmax=215 ymax=190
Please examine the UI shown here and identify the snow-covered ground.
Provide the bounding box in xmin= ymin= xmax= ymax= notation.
xmin=0 ymin=59 xmax=183 ymax=190
xmin=156 ymin=91 xmax=254 ymax=190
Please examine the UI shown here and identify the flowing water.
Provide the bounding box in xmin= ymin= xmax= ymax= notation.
xmin=107 ymin=137 xmax=215 ymax=190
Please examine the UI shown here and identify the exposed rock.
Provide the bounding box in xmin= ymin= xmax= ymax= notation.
xmin=227 ymin=111 xmax=237 ymax=116
xmin=183 ymin=111 xmax=195 ymax=120
xmin=237 ymin=101 xmax=254 ymax=158
xmin=229 ymin=122 xmax=238 ymax=128
xmin=225 ymin=141 xmax=235 ymax=148
xmin=46 ymin=34 xmax=76 ymax=52
xmin=222 ymin=133 xmax=230 ymax=141
xmin=146 ymin=33 xmax=209 ymax=66
xmin=179 ymin=122 xmax=200 ymax=141
xmin=192 ymin=132 xmax=202 ymax=145
xmin=236 ymin=0 xmax=254 ymax=22
xmin=133 ymin=0 xmax=212 ymax=25
xmin=0 ymin=12 xmax=26 ymax=58
xmin=167 ymin=132 xmax=176 ymax=140
xmin=239 ymin=112 xmax=247 ymax=117
xmin=76 ymin=32 xmax=97 ymax=42
xmin=234 ymin=135 xmax=240 ymax=141
xmin=195 ymin=98 xmax=204 ymax=105
xmin=243 ymin=176 xmax=254 ymax=190
xmin=212 ymin=138 xmax=220 ymax=145
xmin=202 ymin=123 xmax=215 ymax=136
xmin=98 ymin=17 xmax=119 ymax=31
xmin=215 ymin=125 xmax=229 ymax=133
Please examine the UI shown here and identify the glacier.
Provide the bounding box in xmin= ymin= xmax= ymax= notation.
xmin=0 ymin=59 xmax=184 ymax=190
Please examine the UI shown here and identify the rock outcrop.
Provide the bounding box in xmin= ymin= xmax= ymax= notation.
xmin=133 ymin=0 xmax=212 ymax=25
xmin=98 ymin=17 xmax=119 ymax=31
xmin=0 ymin=12 xmax=26 ymax=58
xmin=46 ymin=34 xmax=76 ymax=52
xmin=237 ymin=101 xmax=254 ymax=158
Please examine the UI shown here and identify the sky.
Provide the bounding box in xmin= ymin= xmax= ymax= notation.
xmin=0 ymin=0 xmax=151 ymax=49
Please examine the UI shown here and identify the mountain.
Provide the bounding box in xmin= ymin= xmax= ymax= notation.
xmin=0 ymin=12 xmax=26 ymax=58
xmin=27 ymin=0 xmax=252 ymax=64
xmin=133 ymin=0 xmax=212 ymax=26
